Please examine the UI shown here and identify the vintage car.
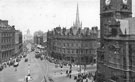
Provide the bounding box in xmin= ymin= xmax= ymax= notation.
xmin=14 ymin=62 xmax=19 ymax=67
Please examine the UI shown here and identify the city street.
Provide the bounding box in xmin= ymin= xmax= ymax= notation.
xmin=0 ymin=51 xmax=48 ymax=82
xmin=0 ymin=50 xmax=96 ymax=82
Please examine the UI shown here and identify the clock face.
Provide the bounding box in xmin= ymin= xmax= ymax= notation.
xmin=105 ymin=0 xmax=111 ymax=5
xmin=123 ymin=0 xmax=128 ymax=4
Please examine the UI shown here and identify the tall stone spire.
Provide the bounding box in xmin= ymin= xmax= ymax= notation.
xmin=76 ymin=3 xmax=80 ymax=25
xmin=73 ymin=3 xmax=82 ymax=28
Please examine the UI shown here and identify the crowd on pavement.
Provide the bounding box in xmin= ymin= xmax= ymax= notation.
xmin=65 ymin=67 xmax=96 ymax=82
xmin=46 ymin=56 xmax=96 ymax=82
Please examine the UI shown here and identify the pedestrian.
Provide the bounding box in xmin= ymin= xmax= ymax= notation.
xmin=71 ymin=70 xmax=72 ymax=73
xmin=69 ymin=70 xmax=71 ymax=74
xmin=66 ymin=70 xmax=68 ymax=74
xmin=93 ymin=75 xmax=96 ymax=81
xmin=86 ymin=78 xmax=88 ymax=82
xmin=61 ymin=70 xmax=63 ymax=74
xmin=26 ymin=76 xmax=28 ymax=82
xmin=67 ymin=72 xmax=69 ymax=77
xmin=74 ymin=76 xmax=77 ymax=80
xmin=69 ymin=74 xmax=71 ymax=78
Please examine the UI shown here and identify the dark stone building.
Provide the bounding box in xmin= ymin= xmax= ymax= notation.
xmin=47 ymin=4 xmax=99 ymax=65
xmin=0 ymin=20 xmax=15 ymax=63
xmin=96 ymin=0 xmax=135 ymax=82
xmin=15 ymin=30 xmax=23 ymax=57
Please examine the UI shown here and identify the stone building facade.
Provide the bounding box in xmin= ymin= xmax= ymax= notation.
xmin=96 ymin=0 xmax=135 ymax=82
xmin=0 ymin=20 xmax=15 ymax=63
xmin=47 ymin=4 xmax=99 ymax=65
xmin=15 ymin=30 xmax=23 ymax=57
xmin=47 ymin=26 xmax=99 ymax=65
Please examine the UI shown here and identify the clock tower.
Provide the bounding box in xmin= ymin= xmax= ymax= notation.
xmin=96 ymin=0 xmax=133 ymax=82
xmin=100 ymin=0 xmax=132 ymax=40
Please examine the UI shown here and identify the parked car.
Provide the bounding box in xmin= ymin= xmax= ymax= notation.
xmin=25 ymin=58 xmax=28 ymax=62
xmin=23 ymin=55 xmax=27 ymax=58
xmin=16 ymin=58 xmax=21 ymax=62
xmin=35 ymin=54 xmax=40 ymax=58
xmin=14 ymin=62 xmax=19 ymax=67
xmin=0 ymin=64 xmax=3 ymax=71
xmin=2 ymin=62 xmax=7 ymax=68
xmin=10 ymin=60 xmax=15 ymax=66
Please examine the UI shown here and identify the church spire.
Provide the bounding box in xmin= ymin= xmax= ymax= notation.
xmin=76 ymin=3 xmax=80 ymax=25
xmin=73 ymin=3 xmax=82 ymax=28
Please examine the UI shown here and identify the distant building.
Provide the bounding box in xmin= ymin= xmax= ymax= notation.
xmin=23 ymin=29 xmax=32 ymax=43
xmin=43 ymin=32 xmax=47 ymax=42
xmin=15 ymin=30 xmax=23 ymax=57
xmin=34 ymin=31 xmax=44 ymax=45
xmin=47 ymin=4 xmax=99 ymax=65
xmin=0 ymin=20 xmax=15 ymax=63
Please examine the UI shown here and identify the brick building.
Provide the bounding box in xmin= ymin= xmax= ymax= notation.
xmin=0 ymin=20 xmax=15 ymax=63
xmin=47 ymin=4 xmax=99 ymax=65
xmin=96 ymin=0 xmax=135 ymax=82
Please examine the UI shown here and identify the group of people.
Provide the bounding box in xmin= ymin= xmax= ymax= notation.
xmin=65 ymin=68 xmax=96 ymax=82
xmin=66 ymin=69 xmax=72 ymax=78
xmin=75 ymin=73 xmax=89 ymax=82
xmin=74 ymin=72 xmax=96 ymax=82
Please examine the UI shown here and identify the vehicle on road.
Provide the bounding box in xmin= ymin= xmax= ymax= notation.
xmin=25 ymin=58 xmax=28 ymax=62
xmin=0 ymin=64 xmax=3 ymax=71
xmin=16 ymin=58 xmax=21 ymax=62
xmin=10 ymin=60 xmax=15 ymax=66
xmin=23 ymin=55 xmax=27 ymax=58
xmin=35 ymin=54 xmax=40 ymax=58
xmin=2 ymin=62 xmax=7 ymax=68
xmin=14 ymin=62 xmax=19 ymax=67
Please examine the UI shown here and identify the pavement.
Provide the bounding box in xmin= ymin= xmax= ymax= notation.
xmin=46 ymin=60 xmax=96 ymax=82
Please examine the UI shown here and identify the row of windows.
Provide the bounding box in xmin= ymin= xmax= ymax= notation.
xmin=54 ymin=48 xmax=96 ymax=54
xmin=2 ymin=51 xmax=12 ymax=59
xmin=1 ymin=44 xmax=13 ymax=49
xmin=1 ymin=32 xmax=14 ymax=37
xmin=1 ymin=38 xmax=14 ymax=43
xmin=66 ymin=56 xmax=89 ymax=61
xmin=55 ymin=41 xmax=97 ymax=48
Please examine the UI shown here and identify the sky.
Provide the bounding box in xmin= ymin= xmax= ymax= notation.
xmin=0 ymin=0 xmax=135 ymax=35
